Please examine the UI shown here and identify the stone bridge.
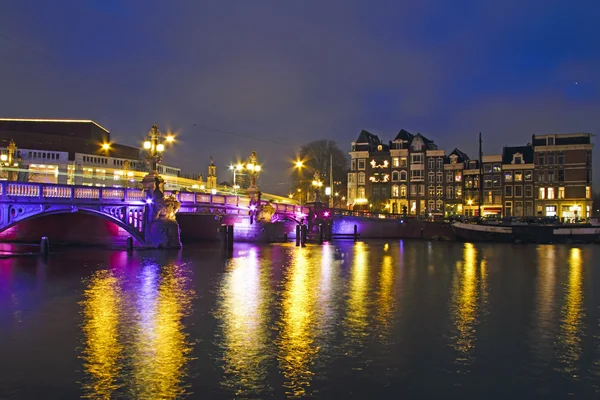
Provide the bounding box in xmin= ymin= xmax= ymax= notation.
xmin=0 ymin=181 xmax=310 ymax=247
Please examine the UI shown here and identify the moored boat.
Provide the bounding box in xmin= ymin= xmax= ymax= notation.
xmin=451 ymin=219 xmax=600 ymax=244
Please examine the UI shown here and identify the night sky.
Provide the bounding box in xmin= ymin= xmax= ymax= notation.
xmin=1 ymin=1 xmax=599 ymax=194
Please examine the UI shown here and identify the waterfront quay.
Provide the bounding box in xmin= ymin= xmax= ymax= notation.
xmin=1 ymin=240 xmax=599 ymax=399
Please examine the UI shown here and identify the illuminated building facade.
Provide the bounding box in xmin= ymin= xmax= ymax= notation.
xmin=0 ymin=118 xmax=180 ymax=186
xmin=444 ymin=149 xmax=469 ymax=216
xmin=502 ymin=145 xmax=535 ymax=217
xmin=533 ymin=133 xmax=593 ymax=219
xmin=347 ymin=129 xmax=593 ymax=218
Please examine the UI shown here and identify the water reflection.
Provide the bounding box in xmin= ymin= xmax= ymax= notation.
xmin=216 ymin=248 xmax=272 ymax=397
xmin=376 ymin=254 xmax=394 ymax=337
xmin=81 ymin=270 xmax=123 ymax=399
xmin=276 ymin=247 xmax=321 ymax=398
xmin=450 ymin=243 xmax=487 ymax=369
xmin=345 ymin=242 xmax=370 ymax=354
xmin=532 ymin=245 xmax=557 ymax=366
xmin=80 ymin=260 xmax=194 ymax=399
xmin=557 ymin=248 xmax=584 ymax=376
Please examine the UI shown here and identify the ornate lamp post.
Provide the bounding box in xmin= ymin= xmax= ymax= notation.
xmin=1 ymin=139 xmax=19 ymax=181
xmin=143 ymin=123 xmax=166 ymax=173
xmin=245 ymin=151 xmax=261 ymax=201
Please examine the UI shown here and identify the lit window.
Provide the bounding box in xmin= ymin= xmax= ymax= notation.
xmin=558 ymin=187 xmax=565 ymax=199
xmin=505 ymin=171 xmax=513 ymax=182
xmin=358 ymin=173 xmax=365 ymax=185
xmin=400 ymin=185 xmax=406 ymax=198
xmin=547 ymin=187 xmax=555 ymax=200
xmin=400 ymin=157 xmax=407 ymax=167
xmin=539 ymin=187 xmax=545 ymax=199
xmin=586 ymin=186 xmax=591 ymax=199
xmin=514 ymin=171 xmax=523 ymax=182
xmin=392 ymin=157 xmax=400 ymax=167
xmin=455 ymin=172 xmax=462 ymax=182
xmin=392 ymin=185 xmax=399 ymax=198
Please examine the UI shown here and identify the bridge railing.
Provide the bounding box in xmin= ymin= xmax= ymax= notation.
xmin=172 ymin=190 xmax=310 ymax=216
xmin=0 ymin=181 xmax=147 ymax=204
xmin=0 ymin=182 xmax=311 ymax=217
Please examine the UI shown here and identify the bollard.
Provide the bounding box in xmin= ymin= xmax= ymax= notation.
xmin=318 ymin=224 xmax=324 ymax=245
xmin=40 ymin=236 xmax=50 ymax=256
xmin=301 ymin=224 xmax=308 ymax=247
xmin=353 ymin=225 xmax=358 ymax=242
xmin=126 ymin=236 xmax=133 ymax=251
xmin=227 ymin=224 xmax=234 ymax=251
xmin=295 ymin=225 xmax=301 ymax=247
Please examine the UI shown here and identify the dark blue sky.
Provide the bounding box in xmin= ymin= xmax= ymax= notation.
xmin=1 ymin=0 xmax=599 ymax=194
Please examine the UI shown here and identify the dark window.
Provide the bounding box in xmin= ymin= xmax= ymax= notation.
xmin=558 ymin=170 xmax=564 ymax=182
xmin=538 ymin=155 xmax=545 ymax=165
xmin=547 ymin=154 xmax=554 ymax=165
xmin=557 ymin=153 xmax=564 ymax=164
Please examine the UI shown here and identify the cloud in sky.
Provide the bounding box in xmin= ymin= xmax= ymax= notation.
xmin=0 ymin=0 xmax=599 ymax=193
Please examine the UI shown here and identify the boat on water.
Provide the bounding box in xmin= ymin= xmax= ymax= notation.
xmin=451 ymin=217 xmax=600 ymax=244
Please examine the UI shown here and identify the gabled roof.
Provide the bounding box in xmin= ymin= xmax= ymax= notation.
xmin=502 ymin=145 xmax=534 ymax=164
xmin=354 ymin=129 xmax=382 ymax=145
xmin=411 ymin=133 xmax=437 ymax=150
xmin=393 ymin=129 xmax=413 ymax=142
xmin=445 ymin=148 xmax=470 ymax=163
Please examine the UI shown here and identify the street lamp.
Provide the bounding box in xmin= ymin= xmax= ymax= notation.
xmin=143 ymin=123 xmax=173 ymax=173
xmin=245 ymin=151 xmax=261 ymax=201
xmin=293 ymin=160 xmax=325 ymax=203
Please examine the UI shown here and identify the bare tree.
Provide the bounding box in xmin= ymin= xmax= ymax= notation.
xmin=291 ymin=140 xmax=348 ymax=202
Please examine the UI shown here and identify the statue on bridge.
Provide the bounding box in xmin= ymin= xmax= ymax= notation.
xmin=142 ymin=174 xmax=182 ymax=249
xmin=151 ymin=176 xmax=180 ymax=222
xmin=255 ymin=201 xmax=276 ymax=223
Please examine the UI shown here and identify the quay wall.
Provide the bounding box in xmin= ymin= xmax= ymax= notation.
xmin=331 ymin=216 xmax=454 ymax=241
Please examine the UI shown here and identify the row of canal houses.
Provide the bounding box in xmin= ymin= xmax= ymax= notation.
xmin=347 ymin=129 xmax=593 ymax=220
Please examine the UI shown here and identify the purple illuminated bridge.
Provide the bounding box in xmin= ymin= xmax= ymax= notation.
xmin=0 ymin=181 xmax=311 ymax=247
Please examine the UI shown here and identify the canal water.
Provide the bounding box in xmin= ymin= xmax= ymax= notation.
xmin=1 ymin=241 xmax=599 ymax=399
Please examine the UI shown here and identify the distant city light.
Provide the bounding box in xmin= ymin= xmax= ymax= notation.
xmin=101 ymin=143 xmax=111 ymax=150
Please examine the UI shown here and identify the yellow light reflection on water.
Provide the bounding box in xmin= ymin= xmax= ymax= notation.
xmin=131 ymin=264 xmax=194 ymax=399
xmin=558 ymin=248 xmax=583 ymax=375
xmin=277 ymin=247 xmax=320 ymax=398
xmin=81 ymin=270 xmax=123 ymax=399
xmin=345 ymin=242 xmax=369 ymax=352
xmin=217 ymin=248 xmax=271 ymax=397
xmin=451 ymin=243 xmax=485 ymax=366
xmin=376 ymin=254 xmax=394 ymax=334
xmin=534 ymin=245 xmax=556 ymax=360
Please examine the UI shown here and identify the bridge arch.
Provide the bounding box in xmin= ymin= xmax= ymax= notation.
xmin=0 ymin=205 xmax=145 ymax=244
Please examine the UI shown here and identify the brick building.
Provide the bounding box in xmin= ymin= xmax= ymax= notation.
xmin=444 ymin=149 xmax=469 ymax=216
xmin=501 ymin=145 xmax=535 ymax=217
xmin=346 ymin=129 xmax=593 ymax=219
xmin=533 ymin=133 xmax=593 ymax=220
